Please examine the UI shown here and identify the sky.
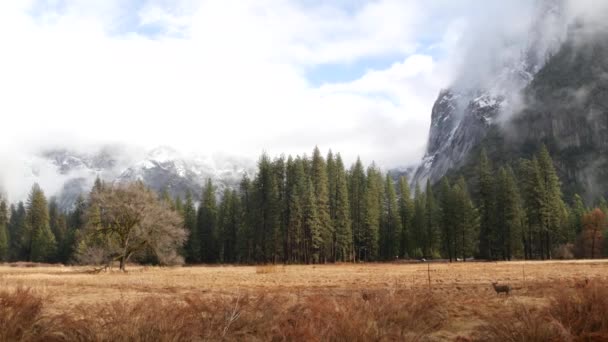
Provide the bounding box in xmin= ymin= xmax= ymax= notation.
xmin=3 ymin=0 xmax=601 ymax=184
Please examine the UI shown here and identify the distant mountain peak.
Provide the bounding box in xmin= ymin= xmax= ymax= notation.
xmin=410 ymin=0 xmax=568 ymax=187
xmin=33 ymin=145 xmax=254 ymax=210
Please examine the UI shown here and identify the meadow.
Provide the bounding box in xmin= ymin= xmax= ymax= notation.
xmin=1 ymin=260 xmax=608 ymax=341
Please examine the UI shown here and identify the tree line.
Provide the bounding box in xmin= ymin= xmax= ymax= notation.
xmin=0 ymin=146 xmax=606 ymax=265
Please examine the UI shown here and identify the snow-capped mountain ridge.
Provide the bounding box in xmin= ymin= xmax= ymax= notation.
xmin=39 ymin=146 xmax=254 ymax=210
xmin=410 ymin=0 xmax=567 ymax=187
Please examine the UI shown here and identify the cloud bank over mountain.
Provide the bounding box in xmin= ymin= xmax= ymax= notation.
xmin=2 ymin=0 xmax=606 ymax=201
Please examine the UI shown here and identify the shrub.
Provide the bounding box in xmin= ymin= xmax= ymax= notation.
xmin=549 ymin=280 xmax=608 ymax=339
xmin=473 ymin=303 xmax=568 ymax=342
xmin=552 ymin=243 xmax=574 ymax=260
xmin=275 ymin=289 xmax=447 ymax=341
xmin=0 ymin=287 xmax=448 ymax=341
xmin=475 ymin=280 xmax=608 ymax=341
xmin=0 ymin=287 xmax=92 ymax=342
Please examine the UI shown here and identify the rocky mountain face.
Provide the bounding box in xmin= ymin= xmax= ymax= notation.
xmin=410 ymin=0 xmax=566 ymax=187
xmin=412 ymin=2 xmax=608 ymax=202
xmin=506 ymin=26 xmax=608 ymax=200
xmin=43 ymin=146 xmax=254 ymax=210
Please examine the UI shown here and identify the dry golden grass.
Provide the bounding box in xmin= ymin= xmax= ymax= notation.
xmin=255 ymin=264 xmax=286 ymax=274
xmin=1 ymin=260 xmax=607 ymax=341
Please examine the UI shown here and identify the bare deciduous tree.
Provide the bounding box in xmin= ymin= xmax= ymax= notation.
xmin=76 ymin=182 xmax=186 ymax=271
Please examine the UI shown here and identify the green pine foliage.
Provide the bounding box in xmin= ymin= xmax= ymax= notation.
xmin=183 ymin=191 xmax=199 ymax=263
xmin=362 ymin=165 xmax=382 ymax=261
xmin=380 ymin=174 xmax=401 ymax=260
xmin=0 ymin=145 xmax=591 ymax=264
xmin=411 ymin=183 xmax=426 ymax=259
xmin=424 ymin=180 xmax=440 ymax=258
xmin=477 ymin=149 xmax=496 ymax=259
xmin=252 ymin=154 xmax=281 ymax=263
xmin=9 ymin=202 xmax=27 ymax=261
xmin=0 ymin=199 xmax=8 ymax=261
xmin=25 ymin=184 xmax=57 ymax=262
xmin=333 ymin=154 xmax=352 ymax=262
xmin=398 ymin=176 xmax=414 ymax=258
xmin=218 ymin=189 xmax=241 ymax=263
xmin=349 ymin=158 xmax=367 ymax=261
xmin=439 ymin=178 xmax=455 ymax=261
xmin=451 ymin=177 xmax=479 ymax=260
xmin=311 ymin=147 xmax=333 ymax=262
xmin=496 ymin=167 xmax=525 ymax=260
xmin=198 ymin=179 xmax=218 ymax=263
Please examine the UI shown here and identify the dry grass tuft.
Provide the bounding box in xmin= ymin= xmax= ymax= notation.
xmin=277 ymin=289 xmax=447 ymax=341
xmin=549 ymin=279 xmax=608 ymax=340
xmin=255 ymin=264 xmax=285 ymax=274
xmin=474 ymin=279 xmax=608 ymax=341
xmin=0 ymin=287 xmax=447 ymax=341
xmin=0 ymin=287 xmax=45 ymax=341
xmin=0 ymin=287 xmax=92 ymax=342
xmin=473 ymin=303 xmax=568 ymax=342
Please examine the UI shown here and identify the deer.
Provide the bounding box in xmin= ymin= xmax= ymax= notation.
xmin=491 ymin=282 xmax=511 ymax=296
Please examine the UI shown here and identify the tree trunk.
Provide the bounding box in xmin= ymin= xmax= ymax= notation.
xmin=119 ymin=255 xmax=126 ymax=271
xmin=591 ymin=231 xmax=596 ymax=259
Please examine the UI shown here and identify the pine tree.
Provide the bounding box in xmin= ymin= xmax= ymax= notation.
xmin=252 ymin=154 xmax=281 ymax=263
xmin=381 ymin=174 xmax=401 ymax=260
xmin=398 ymin=176 xmax=414 ymax=258
xmin=311 ymin=147 xmax=332 ymax=262
xmin=349 ymin=158 xmax=367 ymax=261
xmin=333 ymin=154 xmax=352 ymax=262
xmin=93 ymin=176 xmax=104 ymax=193
xmin=326 ymin=151 xmax=337 ymax=260
xmin=198 ymin=179 xmax=218 ymax=263
xmin=570 ymin=194 xmax=586 ymax=237
xmin=411 ymin=183 xmax=426 ymax=258
xmin=538 ymin=145 xmax=567 ymax=259
xmin=0 ymin=199 xmax=8 ymax=261
xmin=63 ymin=195 xmax=87 ymax=263
xmin=160 ymin=187 xmax=174 ymax=209
xmin=237 ymin=175 xmax=255 ymax=263
xmin=272 ymin=156 xmax=287 ymax=263
xmin=25 ymin=184 xmax=57 ymax=262
xmin=286 ymin=156 xmax=305 ymax=263
xmin=362 ymin=165 xmax=382 ymax=261
xmin=303 ymin=176 xmax=322 ymax=263
xmin=174 ymin=196 xmax=183 ymax=213
xmin=425 ymin=179 xmax=440 ymax=258
xmin=48 ymin=198 xmax=66 ymax=255
xmin=477 ymin=149 xmax=496 ymax=259
xmin=183 ymin=191 xmax=199 ymax=263
xmin=9 ymin=202 xmax=26 ymax=260
xmin=218 ymin=189 xmax=241 ymax=263
xmin=438 ymin=178 xmax=455 ymax=261
xmin=49 ymin=207 xmax=69 ymax=263
xmin=519 ymin=158 xmax=546 ymax=259
xmin=496 ymin=167 xmax=525 ymax=260
xmin=452 ymin=177 xmax=478 ymax=261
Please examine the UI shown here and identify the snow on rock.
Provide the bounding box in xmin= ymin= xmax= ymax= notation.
xmin=38 ymin=146 xmax=254 ymax=210
xmin=409 ymin=0 xmax=567 ymax=187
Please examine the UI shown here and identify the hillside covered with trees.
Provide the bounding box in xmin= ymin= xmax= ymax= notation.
xmin=0 ymin=146 xmax=606 ymax=266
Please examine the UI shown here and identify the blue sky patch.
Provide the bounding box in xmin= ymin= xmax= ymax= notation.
xmin=306 ymin=54 xmax=404 ymax=87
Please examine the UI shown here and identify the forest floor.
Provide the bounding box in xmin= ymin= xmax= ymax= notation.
xmin=1 ymin=260 xmax=607 ymax=341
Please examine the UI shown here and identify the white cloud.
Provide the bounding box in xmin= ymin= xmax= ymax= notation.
xmin=11 ymin=0 xmax=566 ymax=200
xmin=0 ymin=0 xmax=450 ymax=172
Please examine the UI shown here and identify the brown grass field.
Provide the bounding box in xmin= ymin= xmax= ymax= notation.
xmin=1 ymin=260 xmax=608 ymax=341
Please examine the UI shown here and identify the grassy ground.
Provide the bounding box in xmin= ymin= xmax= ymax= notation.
xmin=1 ymin=260 xmax=607 ymax=341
